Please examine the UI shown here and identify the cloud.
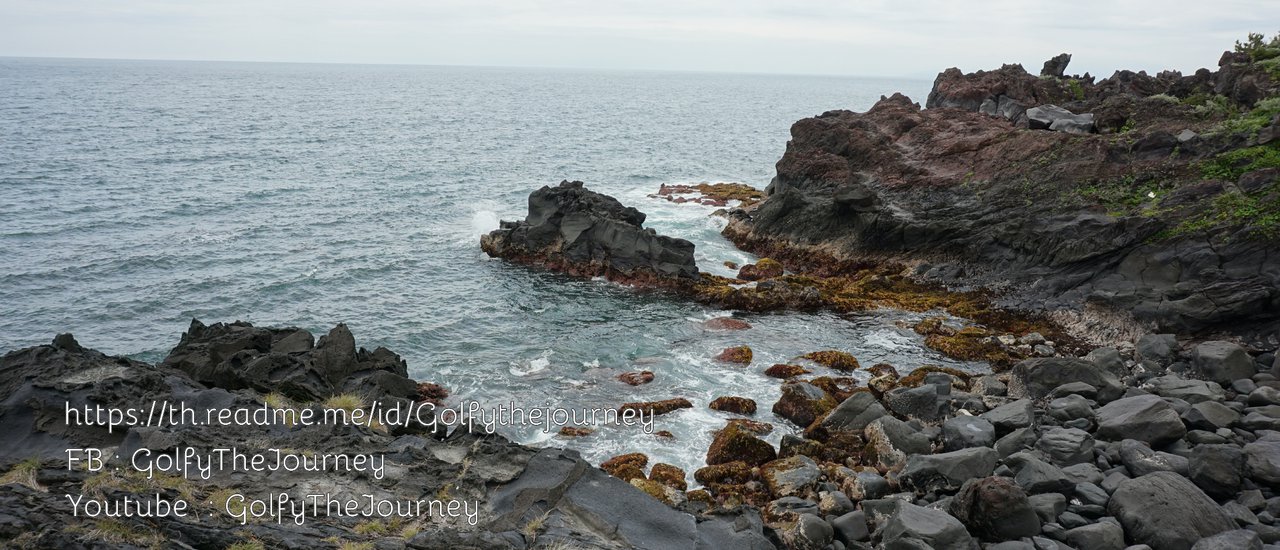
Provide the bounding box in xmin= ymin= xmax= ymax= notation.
xmin=0 ymin=0 xmax=1277 ymax=77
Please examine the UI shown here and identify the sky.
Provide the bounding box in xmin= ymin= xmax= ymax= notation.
xmin=0 ymin=0 xmax=1277 ymax=78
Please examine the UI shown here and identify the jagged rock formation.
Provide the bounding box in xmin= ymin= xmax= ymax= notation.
xmin=481 ymin=180 xmax=700 ymax=287
xmin=0 ymin=326 xmax=769 ymax=549
xmin=728 ymin=50 xmax=1280 ymax=344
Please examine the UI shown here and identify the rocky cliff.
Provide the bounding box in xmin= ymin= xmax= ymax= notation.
xmin=728 ymin=46 xmax=1280 ymax=345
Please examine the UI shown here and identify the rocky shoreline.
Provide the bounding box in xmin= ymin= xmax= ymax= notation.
xmin=5 ymin=38 xmax=1280 ymax=550
xmin=475 ymin=39 xmax=1280 ymax=550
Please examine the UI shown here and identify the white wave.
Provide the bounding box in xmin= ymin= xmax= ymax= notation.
xmin=509 ymin=349 xmax=552 ymax=376
xmin=471 ymin=210 xmax=500 ymax=235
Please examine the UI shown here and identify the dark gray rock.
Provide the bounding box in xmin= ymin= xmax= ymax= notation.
xmin=1064 ymin=520 xmax=1125 ymax=550
xmin=995 ymin=427 xmax=1038 ymax=458
xmin=1137 ymin=334 xmax=1179 ymax=366
xmin=1182 ymin=400 xmax=1241 ymax=431
xmin=884 ymin=384 xmax=949 ymax=422
xmin=1095 ymin=394 xmax=1187 ymax=446
xmin=983 ymin=398 xmax=1036 ymax=435
xmin=481 ymin=180 xmax=699 ymax=282
xmin=831 ymin=510 xmax=869 ymax=544
xmin=1148 ymin=375 xmax=1226 ymax=404
xmin=1037 ymin=427 xmax=1095 ymax=466
xmin=1249 ymin=386 xmax=1280 ymax=406
xmin=943 ymin=415 xmax=997 ymax=451
xmin=695 ymin=511 xmax=775 ymax=550
xmin=780 ymin=513 xmax=833 ymax=550
xmin=1119 ymin=439 xmax=1190 ymax=477
xmin=880 ymin=501 xmax=975 ymax=550
xmin=1245 ymin=439 xmax=1280 ymax=486
xmin=1007 ymin=452 xmax=1074 ymax=495
xmin=1026 ymin=104 xmax=1096 ymax=134
xmin=865 ymin=416 xmax=931 ymax=470
xmin=902 ymin=447 xmax=999 ymax=492
xmin=1190 ymin=529 xmax=1263 ymax=550
xmin=1087 ymin=347 xmax=1129 ymax=379
xmin=1191 ymin=444 xmax=1245 ymax=499
xmin=817 ymin=391 xmax=888 ymax=432
xmin=1029 ymin=492 xmax=1067 ymax=523
xmin=950 ymin=476 xmax=1041 ymax=541
xmin=1010 ymin=358 xmax=1123 ymax=403
xmin=1193 ymin=341 xmax=1257 ymax=386
xmin=1108 ymin=471 xmax=1235 ymax=550
xmin=1041 ymin=53 xmax=1072 ymax=77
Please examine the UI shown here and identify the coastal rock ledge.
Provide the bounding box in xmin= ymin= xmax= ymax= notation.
xmin=481 ymin=180 xmax=700 ymax=287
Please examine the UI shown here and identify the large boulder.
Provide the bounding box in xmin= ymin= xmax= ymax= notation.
xmin=901 ymin=447 xmax=999 ymax=492
xmin=1009 ymin=358 xmax=1123 ymax=403
xmin=1244 ymin=438 xmax=1280 ymax=486
xmin=706 ymin=423 xmax=777 ymax=467
xmin=1094 ymin=394 xmax=1186 ymax=446
xmin=161 ymin=319 xmax=419 ymax=404
xmin=864 ymin=416 xmax=931 ymax=470
xmin=949 ymin=476 xmax=1041 ymax=541
xmin=880 ymin=501 xmax=976 ymax=550
xmin=1107 ymin=471 xmax=1235 ymax=550
xmin=1192 ymin=341 xmax=1256 ymax=385
xmin=813 ymin=391 xmax=887 ymax=433
xmin=481 ymin=180 xmax=699 ymax=285
xmin=1026 ymin=104 xmax=1096 ymax=134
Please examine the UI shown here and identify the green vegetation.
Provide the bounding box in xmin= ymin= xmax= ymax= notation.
xmin=1066 ymin=78 xmax=1085 ymax=101
xmin=226 ymin=542 xmax=266 ymax=550
xmin=1235 ymin=32 xmax=1280 ymax=62
xmin=1218 ymin=97 xmax=1280 ymax=139
xmin=1165 ymin=179 xmax=1280 ymax=239
xmin=85 ymin=519 xmax=165 ymax=548
xmin=0 ymin=458 xmax=43 ymax=491
xmin=1200 ymin=143 xmax=1280 ymax=181
xmin=1076 ymin=175 xmax=1175 ymax=216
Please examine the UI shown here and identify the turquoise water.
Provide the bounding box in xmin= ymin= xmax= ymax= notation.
xmin=0 ymin=57 xmax=974 ymax=474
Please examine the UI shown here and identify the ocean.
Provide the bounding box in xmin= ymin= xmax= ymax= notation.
xmin=0 ymin=57 xmax=969 ymax=475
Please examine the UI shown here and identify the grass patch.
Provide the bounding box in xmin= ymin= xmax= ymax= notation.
xmin=1075 ymin=175 xmax=1175 ymax=216
xmin=86 ymin=519 xmax=165 ymax=548
xmin=226 ymin=541 xmax=266 ymax=550
xmin=1200 ymin=144 xmax=1280 ymax=182
xmin=81 ymin=468 xmax=197 ymax=501
xmin=1165 ymin=182 xmax=1280 ymax=239
xmin=1216 ymin=97 xmax=1280 ymax=139
xmin=0 ymin=458 xmax=44 ymax=491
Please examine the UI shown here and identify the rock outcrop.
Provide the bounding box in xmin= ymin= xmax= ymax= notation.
xmin=481 ymin=180 xmax=699 ymax=287
xmin=727 ymin=48 xmax=1280 ymax=343
xmin=0 ymin=326 xmax=764 ymax=549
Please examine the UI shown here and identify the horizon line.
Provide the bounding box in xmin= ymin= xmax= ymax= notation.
xmin=0 ymin=54 xmax=937 ymax=81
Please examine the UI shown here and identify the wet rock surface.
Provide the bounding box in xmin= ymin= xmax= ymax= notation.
xmin=0 ymin=326 xmax=744 ymax=550
xmin=481 ymin=180 xmax=700 ymax=287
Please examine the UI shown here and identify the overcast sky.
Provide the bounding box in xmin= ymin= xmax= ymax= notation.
xmin=1 ymin=0 xmax=1276 ymax=78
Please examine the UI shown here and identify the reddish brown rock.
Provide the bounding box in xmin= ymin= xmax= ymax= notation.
xmin=709 ymin=396 xmax=758 ymax=415
xmin=737 ymin=258 xmax=784 ymax=281
xmin=617 ymin=370 xmax=655 ymax=386
xmin=601 ymin=452 xmax=648 ymax=482
xmin=619 ymin=398 xmax=693 ymax=416
xmin=559 ymin=427 xmax=593 ymax=437
xmin=415 ymin=382 xmax=449 ymax=405
xmin=706 ymin=423 xmax=777 ymax=467
xmin=714 ymin=345 xmax=753 ymax=364
xmin=772 ymin=382 xmax=837 ymax=428
xmin=764 ymin=363 xmax=811 ymax=379
xmin=727 ymin=418 xmax=774 ymax=435
xmin=649 ymin=463 xmax=688 ymax=491
xmin=801 ymin=350 xmax=860 ymax=372
xmin=654 ymin=430 xmax=675 ymax=439
xmin=703 ymin=317 xmax=753 ymax=331
xmin=694 ymin=461 xmax=753 ymax=485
